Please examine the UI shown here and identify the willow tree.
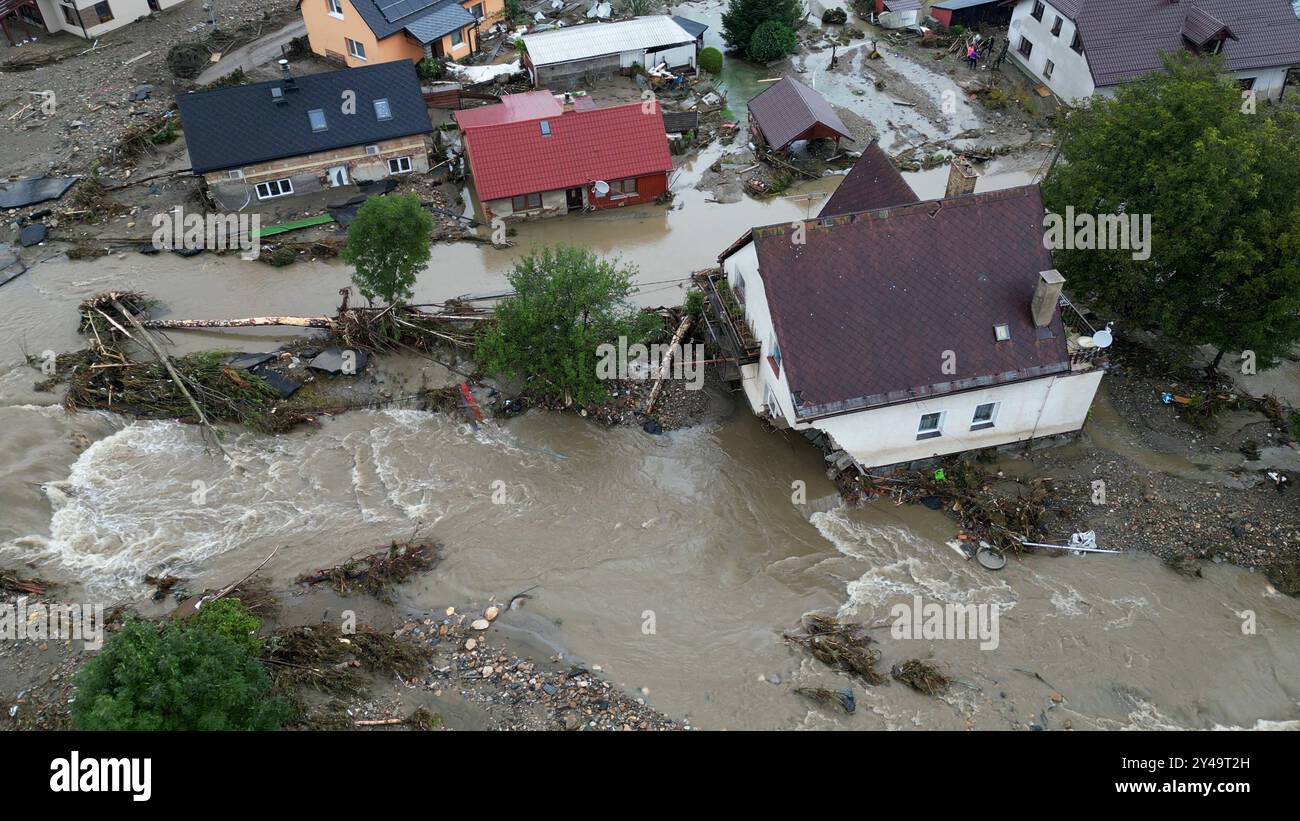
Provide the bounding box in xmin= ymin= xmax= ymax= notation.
xmin=1042 ymin=53 xmax=1300 ymax=372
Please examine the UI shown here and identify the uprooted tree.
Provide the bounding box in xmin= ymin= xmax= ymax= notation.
xmin=476 ymin=244 xmax=660 ymax=406
xmin=342 ymin=193 xmax=434 ymax=307
xmin=1042 ymin=53 xmax=1300 ymax=373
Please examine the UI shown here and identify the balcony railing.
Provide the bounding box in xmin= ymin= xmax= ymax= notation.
xmin=693 ymin=270 xmax=761 ymax=373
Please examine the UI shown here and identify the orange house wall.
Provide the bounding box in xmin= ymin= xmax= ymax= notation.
xmin=587 ymin=172 xmax=668 ymax=210
xmin=300 ymin=0 xmax=505 ymax=67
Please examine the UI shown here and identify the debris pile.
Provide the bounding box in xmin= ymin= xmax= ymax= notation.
xmin=296 ymin=540 xmax=444 ymax=601
xmin=891 ymin=659 xmax=952 ymax=696
xmin=784 ymin=614 xmax=887 ymax=685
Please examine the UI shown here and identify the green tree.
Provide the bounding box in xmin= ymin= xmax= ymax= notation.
xmin=342 ymin=193 xmax=433 ymax=307
xmin=749 ymin=20 xmax=798 ymax=63
xmin=194 ymin=598 xmax=263 ymax=657
xmin=699 ymin=46 xmax=724 ymax=75
xmin=72 ymin=619 xmax=290 ymax=731
xmin=721 ymin=0 xmax=802 ymax=60
xmin=477 ymin=245 xmax=659 ymax=405
xmin=1043 ymin=53 xmax=1300 ymax=372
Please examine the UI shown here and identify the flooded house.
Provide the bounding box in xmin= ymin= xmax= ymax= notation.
xmin=698 ymin=147 xmax=1106 ymax=471
xmin=1 ymin=0 xmax=187 ymax=41
xmin=520 ymin=16 xmax=699 ymax=89
xmin=747 ymin=77 xmax=854 ymax=157
xmin=456 ymin=91 xmax=673 ymax=221
xmin=176 ymin=61 xmax=434 ymax=210
xmin=297 ymin=0 xmax=502 ymax=68
xmin=1007 ymin=0 xmax=1300 ymax=103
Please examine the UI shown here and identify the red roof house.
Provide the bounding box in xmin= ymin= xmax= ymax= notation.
xmin=455 ymin=92 xmax=674 ymax=220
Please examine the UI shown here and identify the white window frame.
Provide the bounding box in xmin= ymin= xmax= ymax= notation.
xmin=346 ymin=37 xmax=367 ymax=60
xmin=226 ymin=169 xmax=245 ymax=180
xmin=387 ymin=156 xmax=412 ymax=175
xmin=450 ymin=28 xmax=464 ymax=48
xmin=970 ymin=402 xmax=999 ymax=431
xmin=1043 ymin=59 xmax=1055 ymax=80
xmin=917 ymin=411 xmax=945 ymax=440
xmin=373 ymin=98 xmax=392 ymax=121
xmin=255 ymin=179 xmax=294 ymax=200
xmin=327 ymin=0 xmax=343 ymax=18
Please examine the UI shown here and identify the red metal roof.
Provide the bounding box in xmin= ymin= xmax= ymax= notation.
xmin=460 ymin=99 xmax=673 ymax=202
xmin=453 ymin=91 xmax=563 ymax=129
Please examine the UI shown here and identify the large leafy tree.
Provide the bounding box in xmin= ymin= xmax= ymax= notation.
xmin=1043 ymin=53 xmax=1300 ymax=371
xmin=477 ymin=245 xmax=659 ymax=405
xmin=342 ymin=193 xmax=434 ymax=307
xmin=72 ymin=616 xmax=290 ymax=731
xmin=722 ymin=0 xmax=803 ymax=61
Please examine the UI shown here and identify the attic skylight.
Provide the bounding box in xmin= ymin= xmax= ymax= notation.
xmin=308 ymin=109 xmax=328 ymax=132
xmin=994 ymin=324 xmax=1011 ymax=342
xmin=374 ymin=98 xmax=392 ymax=121
xmin=539 ymin=120 xmax=552 ymax=137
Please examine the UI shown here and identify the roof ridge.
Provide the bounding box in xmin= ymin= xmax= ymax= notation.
xmin=749 ymin=184 xmax=1038 ymax=236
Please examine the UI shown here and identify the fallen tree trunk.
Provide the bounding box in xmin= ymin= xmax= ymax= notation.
xmin=644 ymin=315 xmax=693 ymax=414
xmin=141 ymin=315 xmax=335 ymax=329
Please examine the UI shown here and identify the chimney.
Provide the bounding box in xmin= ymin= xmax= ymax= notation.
xmin=1032 ymin=269 xmax=1065 ymax=328
xmin=562 ymin=92 xmax=575 ymax=113
xmin=945 ymin=154 xmax=978 ymax=198
xmin=279 ymin=59 xmax=297 ymax=92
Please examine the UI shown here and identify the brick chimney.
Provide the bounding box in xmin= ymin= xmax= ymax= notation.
xmin=1032 ymin=269 xmax=1065 ymax=328
xmin=945 ymin=154 xmax=978 ymax=198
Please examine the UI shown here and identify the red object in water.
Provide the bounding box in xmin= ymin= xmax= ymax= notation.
xmin=458 ymin=383 xmax=484 ymax=423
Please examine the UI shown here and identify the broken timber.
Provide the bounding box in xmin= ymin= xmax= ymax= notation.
xmin=644 ymin=315 xmax=693 ymax=414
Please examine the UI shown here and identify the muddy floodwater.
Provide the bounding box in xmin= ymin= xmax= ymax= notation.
xmin=2 ymin=33 xmax=1298 ymax=731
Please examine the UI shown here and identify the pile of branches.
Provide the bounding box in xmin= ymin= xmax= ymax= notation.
xmin=785 ymin=614 xmax=886 ymax=685
xmin=296 ymin=541 xmax=443 ymax=602
xmin=263 ymin=622 xmax=430 ymax=697
xmin=794 ymin=686 xmax=856 ymax=714
xmin=891 ymin=659 xmax=952 ymax=696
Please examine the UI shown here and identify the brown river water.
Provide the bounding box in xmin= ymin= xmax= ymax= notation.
xmin=2 ymin=118 xmax=1297 ymax=732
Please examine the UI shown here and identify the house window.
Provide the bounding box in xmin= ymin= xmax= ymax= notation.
xmin=470 ymin=2 xmax=484 ymax=19
xmin=346 ymin=37 xmax=366 ymax=60
xmin=327 ymin=0 xmax=343 ymax=17
xmin=1070 ymin=30 xmax=1083 ymax=54
xmin=733 ymin=274 xmax=745 ymax=304
xmin=255 ymin=179 xmax=294 ymax=199
xmin=373 ymin=98 xmax=392 ymax=120
xmin=61 ymin=4 xmax=77 ymax=26
xmin=451 ymin=28 xmax=464 ymax=48
xmin=1017 ymin=36 xmax=1034 ymax=58
xmin=1043 ymin=59 xmax=1055 ymax=79
xmin=971 ymin=402 xmax=999 ymax=430
xmin=93 ymin=1 xmax=114 ymax=23
xmin=612 ymin=178 xmax=638 ymax=195
xmin=308 ymin=109 xmax=328 ymax=132
xmin=511 ymin=192 xmax=543 ymax=211
xmin=1051 ymin=16 xmax=1062 ymax=37
xmin=1030 ymin=1 xmax=1044 ymax=22
xmin=365 ymin=144 xmax=380 ymax=155
xmin=768 ymin=334 xmax=782 ymax=375
xmin=539 ymin=119 xmax=551 ymax=137
xmin=227 ymin=169 xmax=245 ymax=180
xmin=1238 ymin=77 xmax=1256 ymax=90
xmin=917 ymin=412 xmax=944 ymax=440
xmin=994 ymin=323 xmax=1011 ymax=342
xmin=388 ymin=156 xmax=412 ymax=175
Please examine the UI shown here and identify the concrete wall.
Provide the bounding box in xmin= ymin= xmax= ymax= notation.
xmin=721 ymin=240 xmax=1105 ymax=469
xmin=35 ymin=0 xmax=187 ymax=38
xmin=203 ymin=133 xmax=430 ymax=210
xmin=1007 ymin=0 xmax=1095 ymax=103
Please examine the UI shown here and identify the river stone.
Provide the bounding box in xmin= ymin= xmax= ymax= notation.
xmin=484 ymin=605 xmax=500 ymax=621
xmin=471 ymin=618 xmax=490 ymax=630
xmin=464 ymin=638 xmax=477 ymax=651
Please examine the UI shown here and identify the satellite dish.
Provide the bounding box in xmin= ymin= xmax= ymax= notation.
xmin=1092 ymin=322 xmax=1114 ymax=349
xmin=593 ymin=180 xmax=610 ymax=197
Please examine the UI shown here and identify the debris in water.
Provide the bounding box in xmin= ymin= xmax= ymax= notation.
xmin=296 ymin=540 xmax=444 ymax=602
xmin=794 ymin=686 xmax=856 ymax=714
xmin=0 ymin=569 xmax=49 ymax=595
xmin=891 ymin=659 xmax=953 ymax=696
xmin=264 ymin=622 xmax=431 ymax=697
xmin=784 ymin=614 xmax=887 ymax=685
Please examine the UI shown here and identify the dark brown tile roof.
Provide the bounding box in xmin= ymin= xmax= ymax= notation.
xmin=747 ymin=77 xmax=854 ymax=152
xmin=1062 ymin=0 xmax=1300 ymax=87
xmin=749 ymin=185 xmax=1071 ymax=419
xmin=820 ymin=141 xmax=919 ymax=217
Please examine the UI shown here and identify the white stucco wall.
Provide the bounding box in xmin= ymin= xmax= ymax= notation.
xmin=36 ymin=0 xmax=188 ymax=38
xmin=637 ymin=42 xmax=695 ymax=71
xmin=720 ymin=238 xmax=1105 ymax=469
xmin=1008 ymin=0 xmax=1095 ymax=103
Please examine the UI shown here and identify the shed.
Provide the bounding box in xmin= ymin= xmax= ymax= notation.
xmin=747 ymin=77 xmax=853 ymax=154
xmin=521 ymin=16 xmax=698 ymax=89
xmin=929 ymin=0 xmax=1014 ymax=31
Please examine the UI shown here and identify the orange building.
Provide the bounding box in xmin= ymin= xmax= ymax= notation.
xmin=298 ymin=0 xmax=504 ymax=68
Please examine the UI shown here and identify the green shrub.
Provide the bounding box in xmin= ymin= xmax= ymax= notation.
xmin=948 ymin=24 xmax=966 ymax=36
xmin=72 ymin=619 xmax=290 ymax=731
xmin=194 ymin=598 xmax=263 ymax=657
xmin=684 ymin=289 xmax=705 ymax=317
xmin=269 ymin=246 xmax=297 ymax=267
xmin=699 ymin=46 xmax=723 ymax=75
xmin=749 ymin=20 xmax=797 ymax=63
xmin=417 ymin=58 xmax=444 ymax=81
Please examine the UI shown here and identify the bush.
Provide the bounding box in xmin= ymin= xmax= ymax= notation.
xmin=72 ymin=619 xmax=290 ymax=731
xmin=194 ymin=598 xmax=263 ymax=657
xmin=417 ymin=58 xmax=444 ymax=81
xmin=684 ymin=289 xmax=705 ymax=318
xmin=948 ymin=24 xmax=966 ymax=36
xmin=699 ymin=46 xmax=723 ymax=75
xmin=269 ymin=246 xmax=297 ymax=267
xmin=749 ymin=20 xmax=797 ymax=63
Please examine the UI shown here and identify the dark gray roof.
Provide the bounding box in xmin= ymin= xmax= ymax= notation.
xmin=176 ymin=62 xmax=434 ymax=174
xmin=820 ymin=141 xmax=918 ymax=217
xmin=350 ymin=0 xmax=473 ymax=42
xmin=747 ymin=76 xmax=853 ymax=151
xmin=671 ymin=15 xmax=708 ymax=39
xmin=1053 ymin=0 xmax=1300 ymax=87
